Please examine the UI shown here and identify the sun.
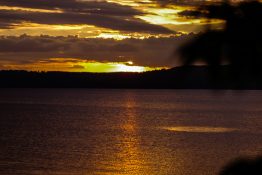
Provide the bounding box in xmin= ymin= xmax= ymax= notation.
xmin=127 ymin=61 xmax=133 ymax=65
xmin=115 ymin=64 xmax=145 ymax=72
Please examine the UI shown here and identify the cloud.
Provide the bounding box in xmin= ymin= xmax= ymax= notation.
xmin=0 ymin=0 xmax=140 ymax=15
xmin=0 ymin=34 xmax=196 ymax=67
xmin=177 ymin=9 xmax=204 ymax=18
xmin=153 ymin=0 xmax=251 ymax=6
xmin=152 ymin=0 xmax=251 ymax=8
xmin=153 ymin=0 xmax=212 ymax=6
xmin=0 ymin=0 xmax=174 ymax=34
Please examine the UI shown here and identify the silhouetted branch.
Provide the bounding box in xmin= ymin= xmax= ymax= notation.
xmin=178 ymin=0 xmax=262 ymax=85
xmin=219 ymin=156 xmax=262 ymax=175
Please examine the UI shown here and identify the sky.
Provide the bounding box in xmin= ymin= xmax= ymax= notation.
xmin=0 ymin=0 xmax=227 ymax=72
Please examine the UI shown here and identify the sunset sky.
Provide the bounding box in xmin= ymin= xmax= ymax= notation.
xmin=0 ymin=0 xmax=229 ymax=72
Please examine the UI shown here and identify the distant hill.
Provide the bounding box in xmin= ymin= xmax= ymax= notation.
xmin=0 ymin=66 xmax=261 ymax=89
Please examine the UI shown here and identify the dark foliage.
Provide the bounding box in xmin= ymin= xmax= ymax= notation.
xmin=179 ymin=0 xmax=262 ymax=85
xmin=220 ymin=157 xmax=262 ymax=175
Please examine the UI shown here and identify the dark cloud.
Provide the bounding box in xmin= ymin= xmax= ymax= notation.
xmin=0 ymin=9 xmax=173 ymax=34
xmin=177 ymin=10 xmax=205 ymax=18
xmin=177 ymin=1 xmax=261 ymax=19
xmin=153 ymin=0 xmax=212 ymax=6
xmin=0 ymin=35 xmax=70 ymax=52
xmin=0 ymin=0 xmax=141 ymax=16
xmin=0 ymin=0 xmax=174 ymax=34
xmin=152 ymin=0 xmax=247 ymax=7
xmin=153 ymin=0 xmax=254 ymax=7
xmin=0 ymin=20 xmax=18 ymax=29
xmin=0 ymin=34 xmax=195 ymax=67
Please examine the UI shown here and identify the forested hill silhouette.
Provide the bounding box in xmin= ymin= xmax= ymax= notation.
xmin=1 ymin=66 xmax=262 ymax=89
xmin=178 ymin=0 xmax=262 ymax=86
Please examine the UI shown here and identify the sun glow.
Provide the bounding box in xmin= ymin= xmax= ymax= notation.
xmin=127 ymin=61 xmax=133 ymax=65
xmin=113 ymin=64 xmax=145 ymax=72
xmin=2 ymin=58 xmax=166 ymax=73
xmin=80 ymin=60 xmax=165 ymax=72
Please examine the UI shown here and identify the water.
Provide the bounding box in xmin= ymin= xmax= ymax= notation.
xmin=0 ymin=89 xmax=261 ymax=175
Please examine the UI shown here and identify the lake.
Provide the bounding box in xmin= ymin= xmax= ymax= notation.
xmin=0 ymin=89 xmax=261 ymax=175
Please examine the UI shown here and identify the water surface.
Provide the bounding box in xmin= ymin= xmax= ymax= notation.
xmin=0 ymin=89 xmax=261 ymax=175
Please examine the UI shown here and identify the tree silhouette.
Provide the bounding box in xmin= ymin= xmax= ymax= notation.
xmin=178 ymin=2 xmax=262 ymax=173
xmin=219 ymin=157 xmax=262 ymax=175
xmin=179 ymin=0 xmax=262 ymax=85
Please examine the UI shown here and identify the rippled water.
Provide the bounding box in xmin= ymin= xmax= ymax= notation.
xmin=0 ymin=89 xmax=261 ymax=175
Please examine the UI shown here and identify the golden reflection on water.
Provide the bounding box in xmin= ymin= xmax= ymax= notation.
xmin=97 ymin=93 xmax=186 ymax=175
xmin=162 ymin=126 xmax=237 ymax=133
xmin=94 ymin=93 xmax=189 ymax=175
xmin=108 ymin=92 xmax=152 ymax=175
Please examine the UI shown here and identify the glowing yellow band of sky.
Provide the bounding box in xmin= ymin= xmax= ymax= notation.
xmin=2 ymin=58 xmax=167 ymax=73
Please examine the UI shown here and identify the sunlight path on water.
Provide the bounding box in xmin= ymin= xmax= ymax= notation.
xmin=161 ymin=126 xmax=238 ymax=133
